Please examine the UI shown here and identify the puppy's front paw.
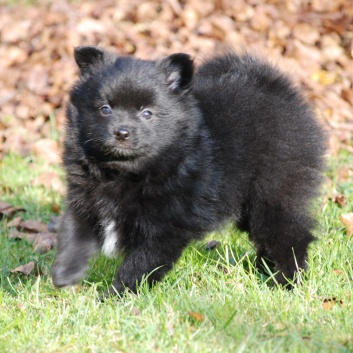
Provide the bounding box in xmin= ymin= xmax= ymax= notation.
xmin=51 ymin=260 xmax=87 ymax=288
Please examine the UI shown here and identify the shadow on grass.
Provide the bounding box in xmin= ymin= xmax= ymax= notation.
xmin=191 ymin=230 xmax=276 ymax=287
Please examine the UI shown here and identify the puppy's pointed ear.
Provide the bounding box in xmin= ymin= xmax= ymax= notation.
xmin=74 ymin=46 xmax=105 ymax=76
xmin=161 ymin=53 xmax=194 ymax=93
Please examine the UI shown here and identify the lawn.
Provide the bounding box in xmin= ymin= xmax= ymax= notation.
xmin=0 ymin=152 xmax=352 ymax=353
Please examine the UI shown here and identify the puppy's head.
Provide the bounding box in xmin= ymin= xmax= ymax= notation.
xmin=69 ymin=46 xmax=198 ymax=172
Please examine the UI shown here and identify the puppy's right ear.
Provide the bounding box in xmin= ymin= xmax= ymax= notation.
xmin=74 ymin=46 xmax=105 ymax=76
xmin=160 ymin=53 xmax=194 ymax=93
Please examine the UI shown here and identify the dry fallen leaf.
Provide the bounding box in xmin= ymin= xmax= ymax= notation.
xmin=7 ymin=216 xmax=23 ymax=228
xmin=322 ymin=300 xmax=334 ymax=310
xmin=8 ymin=228 xmax=57 ymax=253
xmin=205 ymin=240 xmax=221 ymax=250
xmin=333 ymin=269 xmax=344 ymax=276
xmin=337 ymin=166 xmax=353 ymax=184
xmin=131 ymin=307 xmax=141 ymax=316
xmin=188 ymin=311 xmax=205 ymax=322
xmin=8 ymin=229 xmax=39 ymax=242
xmin=33 ymin=232 xmax=57 ymax=253
xmin=322 ymin=297 xmax=344 ymax=311
xmin=11 ymin=261 xmax=35 ymax=276
xmin=0 ymin=201 xmax=24 ymax=218
xmin=292 ymin=23 xmax=320 ymax=45
xmin=19 ymin=219 xmax=47 ymax=233
xmin=51 ymin=203 xmax=60 ymax=214
xmin=31 ymin=139 xmax=61 ymax=164
xmin=333 ymin=194 xmax=346 ymax=208
xmin=27 ymin=64 xmax=49 ymax=95
xmin=339 ymin=213 xmax=353 ymax=236
xmin=32 ymin=171 xmax=64 ymax=194
xmin=340 ymin=213 xmax=353 ymax=224
xmin=341 ymin=89 xmax=353 ymax=105
xmin=310 ymin=70 xmax=337 ymax=85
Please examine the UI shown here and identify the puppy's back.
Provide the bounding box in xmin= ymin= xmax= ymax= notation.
xmin=193 ymin=51 xmax=326 ymax=211
xmin=193 ymin=51 xmax=325 ymax=163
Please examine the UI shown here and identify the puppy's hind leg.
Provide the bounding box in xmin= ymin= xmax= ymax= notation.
xmin=248 ymin=201 xmax=315 ymax=286
xmin=51 ymin=208 xmax=99 ymax=287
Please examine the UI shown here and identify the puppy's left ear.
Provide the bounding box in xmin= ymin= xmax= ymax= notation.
xmin=161 ymin=53 xmax=194 ymax=93
xmin=74 ymin=46 xmax=105 ymax=77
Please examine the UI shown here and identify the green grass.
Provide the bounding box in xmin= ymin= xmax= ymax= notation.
xmin=0 ymin=152 xmax=352 ymax=353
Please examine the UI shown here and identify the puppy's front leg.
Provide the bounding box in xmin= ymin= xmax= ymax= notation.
xmin=52 ymin=208 xmax=99 ymax=287
xmin=109 ymin=236 xmax=189 ymax=295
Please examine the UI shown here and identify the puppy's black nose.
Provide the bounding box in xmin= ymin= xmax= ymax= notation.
xmin=114 ymin=128 xmax=130 ymax=141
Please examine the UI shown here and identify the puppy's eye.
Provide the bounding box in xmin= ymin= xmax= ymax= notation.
xmin=100 ymin=105 xmax=112 ymax=116
xmin=142 ymin=110 xmax=153 ymax=119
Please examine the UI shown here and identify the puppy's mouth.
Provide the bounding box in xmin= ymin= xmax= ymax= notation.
xmin=113 ymin=152 xmax=138 ymax=161
xmin=105 ymin=146 xmax=142 ymax=162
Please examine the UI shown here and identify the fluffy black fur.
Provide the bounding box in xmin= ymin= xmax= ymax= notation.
xmin=51 ymin=46 xmax=326 ymax=294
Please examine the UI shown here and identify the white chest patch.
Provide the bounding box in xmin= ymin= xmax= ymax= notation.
xmin=102 ymin=220 xmax=118 ymax=257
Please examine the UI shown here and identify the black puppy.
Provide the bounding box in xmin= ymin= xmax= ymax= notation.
xmin=51 ymin=46 xmax=326 ymax=294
